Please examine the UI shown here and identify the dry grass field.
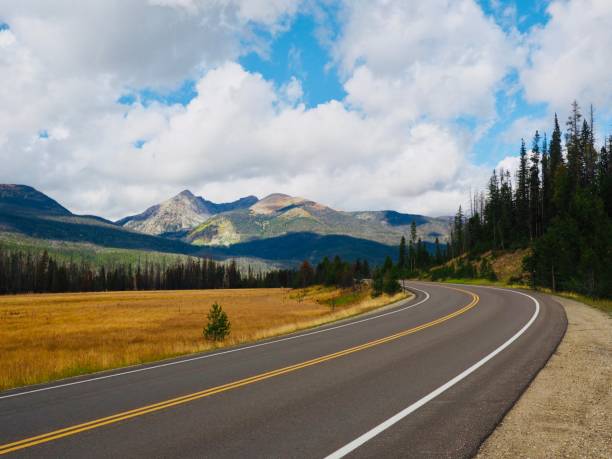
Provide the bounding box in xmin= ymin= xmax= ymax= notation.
xmin=0 ymin=286 xmax=406 ymax=391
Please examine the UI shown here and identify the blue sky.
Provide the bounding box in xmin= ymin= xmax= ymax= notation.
xmin=119 ymin=1 xmax=557 ymax=168
xmin=239 ymin=13 xmax=346 ymax=107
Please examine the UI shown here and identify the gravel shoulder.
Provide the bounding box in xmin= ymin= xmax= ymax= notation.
xmin=477 ymin=295 xmax=611 ymax=458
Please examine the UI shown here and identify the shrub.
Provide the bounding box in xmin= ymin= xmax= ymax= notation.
xmin=479 ymin=259 xmax=497 ymax=281
xmin=203 ymin=303 xmax=231 ymax=341
xmin=371 ymin=269 xmax=384 ymax=297
xmin=382 ymin=272 xmax=401 ymax=295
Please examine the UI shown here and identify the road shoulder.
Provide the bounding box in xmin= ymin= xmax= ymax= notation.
xmin=477 ymin=295 xmax=612 ymax=458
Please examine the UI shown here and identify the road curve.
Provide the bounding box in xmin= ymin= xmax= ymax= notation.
xmin=0 ymin=282 xmax=566 ymax=458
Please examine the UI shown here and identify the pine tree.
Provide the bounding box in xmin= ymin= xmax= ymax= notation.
xmin=453 ymin=206 xmax=465 ymax=255
xmin=583 ymin=106 xmax=598 ymax=186
xmin=549 ymin=114 xmax=563 ymax=172
xmin=203 ymin=303 xmax=231 ymax=341
xmin=529 ymin=131 xmax=541 ymax=239
xmin=566 ymin=101 xmax=584 ymax=189
xmin=516 ymin=139 xmax=530 ymax=241
xmin=383 ymin=256 xmax=393 ymax=273
xmin=499 ymin=169 xmax=514 ymax=248
xmin=541 ymin=133 xmax=551 ymax=229
xmin=409 ymin=221 xmax=417 ymax=271
xmin=398 ymin=236 xmax=407 ymax=270
xmin=485 ymin=169 xmax=500 ymax=248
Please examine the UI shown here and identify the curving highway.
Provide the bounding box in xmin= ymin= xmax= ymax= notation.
xmin=0 ymin=282 xmax=566 ymax=458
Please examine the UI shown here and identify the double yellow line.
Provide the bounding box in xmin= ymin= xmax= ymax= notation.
xmin=0 ymin=287 xmax=478 ymax=455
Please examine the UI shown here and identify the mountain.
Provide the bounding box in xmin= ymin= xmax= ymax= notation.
xmin=0 ymin=185 xmax=450 ymax=267
xmin=0 ymin=184 xmax=201 ymax=255
xmin=0 ymin=184 xmax=71 ymax=216
xmin=116 ymin=190 xmax=258 ymax=236
xmin=187 ymin=193 xmax=450 ymax=247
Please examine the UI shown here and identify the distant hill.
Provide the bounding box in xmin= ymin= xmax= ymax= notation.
xmin=200 ymin=232 xmax=420 ymax=266
xmin=0 ymin=184 xmax=201 ymax=256
xmin=116 ymin=190 xmax=257 ymax=236
xmin=0 ymin=184 xmax=70 ymax=216
xmin=0 ymin=232 xmax=278 ymax=273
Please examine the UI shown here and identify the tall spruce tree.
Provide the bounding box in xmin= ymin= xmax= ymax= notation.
xmin=409 ymin=221 xmax=417 ymax=271
xmin=566 ymin=101 xmax=584 ymax=189
xmin=529 ymin=131 xmax=541 ymax=239
xmin=453 ymin=206 xmax=465 ymax=255
xmin=541 ymin=133 xmax=551 ymax=228
xmin=516 ymin=139 xmax=530 ymax=241
xmin=582 ymin=108 xmax=598 ymax=187
xmin=398 ymin=236 xmax=407 ymax=270
xmin=485 ymin=169 xmax=500 ymax=248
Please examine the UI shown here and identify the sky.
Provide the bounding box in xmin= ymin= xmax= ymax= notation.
xmin=1 ymin=0 xmax=611 ymax=219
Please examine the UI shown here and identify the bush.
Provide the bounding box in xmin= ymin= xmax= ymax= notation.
xmin=382 ymin=272 xmax=401 ymax=295
xmin=371 ymin=269 xmax=384 ymax=297
xmin=478 ymin=259 xmax=497 ymax=281
xmin=430 ymin=265 xmax=454 ymax=280
xmin=204 ymin=303 xmax=231 ymax=341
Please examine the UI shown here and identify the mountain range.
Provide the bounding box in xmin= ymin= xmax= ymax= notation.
xmin=0 ymin=184 xmax=451 ymax=266
xmin=117 ymin=191 xmax=450 ymax=247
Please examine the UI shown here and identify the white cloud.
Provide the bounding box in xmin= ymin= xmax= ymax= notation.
xmin=501 ymin=115 xmax=550 ymax=145
xmin=521 ymin=0 xmax=612 ymax=112
xmin=0 ymin=0 xmax=509 ymax=220
xmin=496 ymin=155 xmax=520 ymax=177
xmin=334 ymin=0 xmax=519 ymax=121
xmin=0 ymin=0 xmax=302 ymax=88
xmin=281 ymin=76 xmax=304 ymax=104
xmin=116 ymin=63 xmax=484 ymax=217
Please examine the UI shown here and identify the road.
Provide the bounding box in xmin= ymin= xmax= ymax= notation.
xmin=0 ymin=282 xmax=566 ymax=458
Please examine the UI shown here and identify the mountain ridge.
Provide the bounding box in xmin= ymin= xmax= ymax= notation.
xmin=185 ymin=194 xmax=450 ymax=247
xmin=0 ymin=184 xmax=451 ymax=265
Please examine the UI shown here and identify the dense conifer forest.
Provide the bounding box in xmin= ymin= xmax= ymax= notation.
xmin=0 ymin=246 xmax=371 ymax=295
xmin=445 ymin=102 xmax=611 ymax=297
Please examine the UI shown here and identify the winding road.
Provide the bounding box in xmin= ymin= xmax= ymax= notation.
xmin=0 ymin=282 xmax=566 ymax=458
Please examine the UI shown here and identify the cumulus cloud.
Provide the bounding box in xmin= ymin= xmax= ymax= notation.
xmin=500 ymin=115 xmax=551 ymax=145
xmin=521 ymin=0 xmax=612 ymax=112
xmin=334 ymin=0 xmax=519 ymax=121
xmin=103 ymin=63 xmax=484 ymax=217
xmin=0 ymin=0 xmax=524 ymax=220
xmin=0 ymin=0 xmax=301 ymax=88
xmin=495 ymin=155 xmax=520 ymax=177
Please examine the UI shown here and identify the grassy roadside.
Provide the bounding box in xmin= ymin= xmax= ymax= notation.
xmin=421 ymin=247 xmax=610 ymax=315
xmin=424 ymin=277 xmax=612 ymax=315
xmin=0 ymin=286 xmax=408 ymax=392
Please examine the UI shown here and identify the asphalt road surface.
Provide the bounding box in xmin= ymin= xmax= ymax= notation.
xmin=0 ymin=282 xmax=567 ymax=458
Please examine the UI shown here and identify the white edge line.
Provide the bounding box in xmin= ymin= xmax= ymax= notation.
xmin=325 ymin=286 xmax=540 ymax=459
xmin=0 ymin=285 xmax=430 ymax=400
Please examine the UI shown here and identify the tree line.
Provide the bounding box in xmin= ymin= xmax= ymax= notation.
xmin=447 ymin=101 xmax=611 ymax=296
xmin=394 ymin=221 xmax=449 ymax=275
xmin=0 ymin=245 xmax=376 ymax=295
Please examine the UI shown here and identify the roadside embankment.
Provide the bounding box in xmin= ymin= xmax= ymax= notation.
xmin=477 ymin=295 xmax=611 ymax=458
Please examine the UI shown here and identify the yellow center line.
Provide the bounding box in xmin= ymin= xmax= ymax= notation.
xmin=0 ymin=286 xmax=479 ymax=455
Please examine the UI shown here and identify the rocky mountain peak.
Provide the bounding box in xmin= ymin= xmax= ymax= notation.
xmin=176 ymin=189 xmax=195 ymax=199
xmin=118 ymin=191 xmax=259 ymax=236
